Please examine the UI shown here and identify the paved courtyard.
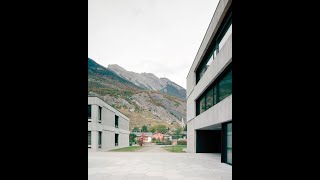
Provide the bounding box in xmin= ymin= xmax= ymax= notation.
xmin=88 ymin=150 xmax=232 ymax=180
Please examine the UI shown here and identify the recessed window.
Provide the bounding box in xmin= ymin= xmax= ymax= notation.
xmin=115 ymin=134 xmax=119 ymax=146
xmin=115 ymin=115 xmax=119 ymax=128
xmin=98 ymin=131 xmax=102 ymax=148
xmin=88 ymin=105 xmax=92 ymax=119
xmin=88 ymin=131 xmax=91 ymax=145
xmin=98 ymin=106 xmax=102 ymax=122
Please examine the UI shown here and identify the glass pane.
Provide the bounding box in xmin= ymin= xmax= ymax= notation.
xmin=206 ymin=88 xmax=213 ymax=110
xmin=98 ymin=132 xmax=102 ymax=145
xmin=219 ymin=24 xmax=232 ymax=51
xmin=200 ymin=97 xmax=206 ymax=113
xmin=88 ymin=105 xmax=91 ymax=119
xmin=227 ymin=149 xmax=232 ymax=164
xmin=218 ymin=69 xmax=232 ymax=102
xmin=88 ymin=131 xmax=91 ymax=145
xmin=227 ymin=135 xmax=232 ymax=148
xmin=213 ymin=86 xmax=218 ymax=105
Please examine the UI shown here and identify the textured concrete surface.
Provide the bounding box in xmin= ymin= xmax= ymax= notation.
xmin=135 ymin=145 xmax=169 ymax=153
xmin=88 ymin=152 xmax=232 ymax=180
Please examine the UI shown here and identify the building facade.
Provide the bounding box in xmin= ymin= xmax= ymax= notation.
xmin=88 ymin=96 xmax=130 ymax=151
xmin=186 ymin=0 xmax=232 ymax=165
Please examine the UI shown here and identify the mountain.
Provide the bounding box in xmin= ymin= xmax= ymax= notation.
xmin=88 ymin=58 xmax=186 ymax=130
xmin=108 ymin=64 xmax=186 ymax=100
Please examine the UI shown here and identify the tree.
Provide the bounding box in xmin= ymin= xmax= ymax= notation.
xmin=141 ymin=125 xmax=149 ymax=132
xmin=172 ymin=127 xmax=182 ymax=139
xmin=129 ymin=133 xmax=137 ymax=144
xmin=150 ymin=126 xmax=156 ymax=133
xmin=152 ymin=124 xmax=168 ymax=134
xmin=138 ymin=132 xmax=146 ymax=146
xmin=132 ymin=127 xmax=140 ymax=132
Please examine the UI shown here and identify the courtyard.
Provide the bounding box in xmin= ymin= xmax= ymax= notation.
xmin=88 ymin=146 xmax=232 ymax=180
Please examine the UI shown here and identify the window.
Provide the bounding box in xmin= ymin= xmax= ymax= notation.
xmin=115 ymin=134 xmax=119 ymax=146
xmin=98 ymin=106 xmax=102 ymax=122
xmin=88 ymin=131 xmax=91 ymax=145
xmin=88 ymin=105 xmax=91 ymax=119
xmin=98 ymin=131 xmax=102 ymax=147
xmin=226 ymin=123 xmax=232 ymax=164
xmin=196 ymin=7 xmax=232 ymax=84
xmin=206 ymin=88 xmax=213 ymax=110
xmin=200 ymin=97 xmax=206 ymax=114
xmin=115 ymin=115 xmax=119 ymax=128
xmin=218 ymin=68 xmax=232 ymax=102
xmin=196 ymin=65 xmax=232 ymax=116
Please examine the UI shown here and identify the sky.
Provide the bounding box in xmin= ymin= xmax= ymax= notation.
xmin=89 ymin=0 xmax=219 ymax=89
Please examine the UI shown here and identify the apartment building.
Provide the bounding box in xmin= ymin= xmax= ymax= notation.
xmin=88 ymin=96 xmax=130 ymax=151
xmin=186 ymin=0 xmax=232 ymax=165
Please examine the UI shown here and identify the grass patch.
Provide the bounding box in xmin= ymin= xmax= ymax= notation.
xmin=162 ymin=145 xmax=187 ymax=153
xmin=109 ymin=146 xmax=144 ymax=152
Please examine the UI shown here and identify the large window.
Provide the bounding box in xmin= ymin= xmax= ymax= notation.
xmin=196 ymin=65 xmax=232 ymax=116
xmin=88 ymin=131 xmax=91 ymax=145
xmin=88 ymin=105 xmax=91 ymax=119
xmin=115 ymin=115 xmax=119 ymax=128
xmin=196 ymin=7 xmax=232 ymax=84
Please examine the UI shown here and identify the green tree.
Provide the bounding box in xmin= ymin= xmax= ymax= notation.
xmin=150 ymin=126 xmax=156 ymax=133
xmin=132 ymin=127 xmax=140 ymax=132
xmin=141 ymin=125 xmax=149 ymax=132
xmin=154 ymin=124 xmax=168 ymax=134
xmin=129 ymin=133 xmax=137 ymax=143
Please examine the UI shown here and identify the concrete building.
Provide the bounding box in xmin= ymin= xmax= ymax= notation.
xmin=186 ymin=0 xmax=232 ymax=165
xmin=88 ymin=96 xmax=130 ymax=151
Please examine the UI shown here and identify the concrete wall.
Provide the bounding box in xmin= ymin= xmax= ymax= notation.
xmin=88 ymin=96 xmax=130 ymax=151
xmin=187 ymin=0 xmax=232 ymax=97
xmin=187 ymin=34 xmax=232 ymax=122
xmin=186 ymin=0 xmax=232 ymax=153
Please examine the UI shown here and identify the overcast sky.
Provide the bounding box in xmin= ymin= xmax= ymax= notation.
xmin=89 ymin=0 xmax=219 ymax=89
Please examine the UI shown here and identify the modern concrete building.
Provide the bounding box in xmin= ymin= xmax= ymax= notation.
xmin=88 ymin=96 xmax=130 ymax=151
xmin=186 ymin=0 xmax=232 ymax=165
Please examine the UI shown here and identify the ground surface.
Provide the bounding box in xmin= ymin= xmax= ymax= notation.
xmin=89 ymin=146 xmax=232 ymax=180
xmin=109 ymin=146 xmax=144 ymax=152
xmin=161 ymin=145 xmax=186 ymax=153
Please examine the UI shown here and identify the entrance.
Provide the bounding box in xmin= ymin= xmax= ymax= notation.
xmin=196 ymin=130 xmax=221 ymax=153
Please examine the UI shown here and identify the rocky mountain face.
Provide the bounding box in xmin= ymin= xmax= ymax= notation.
xmin=108 ymin=64 xmax=186 ymax=100
xmin=88 ymin=58 xmax=186 ymax=130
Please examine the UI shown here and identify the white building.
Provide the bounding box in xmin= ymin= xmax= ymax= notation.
xmin=186 ymin=0 xmax=232 ymax=165
xmin=88 ymin=96 xmax=130 ymax=151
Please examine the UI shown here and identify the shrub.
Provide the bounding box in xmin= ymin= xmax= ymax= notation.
xmin=177 ymin=140 xmax=187 ymax=145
